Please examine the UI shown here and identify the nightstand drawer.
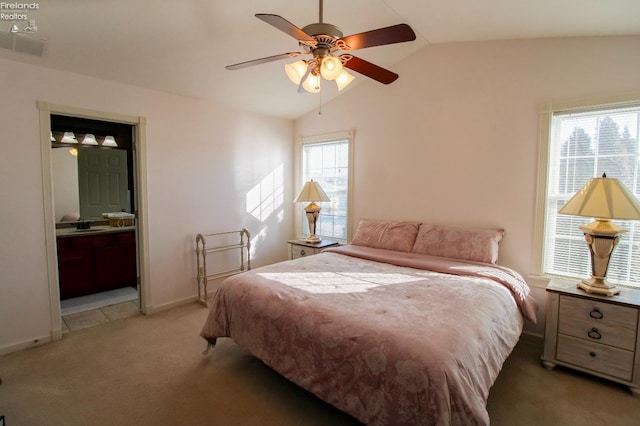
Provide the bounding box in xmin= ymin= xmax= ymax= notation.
xmin=291 ymin=246 xmax=317 ymax=259
xmin=557 ymin=335 xmax=634 ymax=381
xmin=559 ymin=295 xmax=638 ymax=350
xmin=288 ymin=240 xmax=339 ymax=260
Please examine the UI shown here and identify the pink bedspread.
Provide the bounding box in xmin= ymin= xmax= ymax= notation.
xmin=201 ymin=245 xmax=537 ymax=425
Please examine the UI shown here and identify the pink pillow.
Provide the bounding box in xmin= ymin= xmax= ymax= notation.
xmin=351 ymin=219 xmax=420 ymax=252
xmin=411 ymin=223 xmax=504 ymax=264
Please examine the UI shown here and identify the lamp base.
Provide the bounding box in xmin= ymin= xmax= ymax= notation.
xmin=577 ymin=277 xmax=620 ymax=296
xmin=304 ymin=234 xmax=322 ymax=244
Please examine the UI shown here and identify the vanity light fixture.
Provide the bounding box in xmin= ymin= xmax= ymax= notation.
xmin=101 ymin=136 xmax=118 ymax=147
xmin=54 ymin=131 xmax=119 ymax=148
xmin=80 ymin=134 xmax=99 ymax=145
xmin=60 ymin=132 xmax=78 ymax=143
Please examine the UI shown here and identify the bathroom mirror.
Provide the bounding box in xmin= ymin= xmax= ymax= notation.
xmin=51 ymin=114 xmax=135 ymax=223
xmin=52 ymin=146 xmax=130 ymax=222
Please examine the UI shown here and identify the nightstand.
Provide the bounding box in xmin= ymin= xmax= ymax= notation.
xmin=287 ymin=239 xmax=339 ymax=260
xmin=541 ymin=277 xmax=640 ymax=397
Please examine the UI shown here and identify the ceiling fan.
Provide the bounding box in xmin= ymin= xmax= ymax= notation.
xmin=226 ymin=0 xmax=416 ymax=93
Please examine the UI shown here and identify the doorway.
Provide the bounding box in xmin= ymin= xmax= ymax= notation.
xmin=51 ymin=115 xmax=138 ymax=325
xmin=38 ymin=102 xmax=149 ymax=340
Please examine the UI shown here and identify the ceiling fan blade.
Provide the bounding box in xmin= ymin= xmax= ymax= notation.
xmin=255 ymin=14 xmax=315 ymax=43
xmin=340 ymin=24 xmax=416 ymax=50
xmin=342 ymin=55 xmax=398 ymax=85
xmin=225 ymin=52 xmax=303 ymax=70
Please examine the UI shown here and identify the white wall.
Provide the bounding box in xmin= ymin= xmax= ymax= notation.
xmin=0 ymin=58 xmax=293 ymax=354
xmin=294 ymin=36 xmax=640 ymax=335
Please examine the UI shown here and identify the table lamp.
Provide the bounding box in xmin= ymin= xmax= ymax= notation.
xmin=294 ymin=179 xmax=330 ymax=243
xmin=558 ymin=173 xmax=640 ymax=296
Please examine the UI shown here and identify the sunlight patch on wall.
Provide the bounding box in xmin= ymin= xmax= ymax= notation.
xmin=249 ymin=227 xmax=269 ymax=260
xmin=246 ymin=164 xmax=284 ymax=223
xmin=257 ymin=272 xmax=424 ymax=294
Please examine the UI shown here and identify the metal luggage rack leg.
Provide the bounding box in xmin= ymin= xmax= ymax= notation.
xmin=196 ymin=228 xmax=251 ymax=306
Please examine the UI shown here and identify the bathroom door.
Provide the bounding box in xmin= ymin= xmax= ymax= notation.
xmin=77 ymin=148 xmax=129 ymax=219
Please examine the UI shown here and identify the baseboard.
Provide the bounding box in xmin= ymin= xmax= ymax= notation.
xmin=0 ymin=333 xmax=52 ymax=356
xmin=522 ymin=330 xmax=544 ymax=340
xmin=145 ymin=295 xmax=200 ymax=314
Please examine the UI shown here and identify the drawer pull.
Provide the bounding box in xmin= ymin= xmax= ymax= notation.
xmin=587 ymin=328 xmax=602 ymax=340
xmin=589 ymin=307 xmax=603 ymax=319
xmin=300 ymin=249 xmax=306 ymax=256
xmin=589 ymin=351 xmax=597 ymax=357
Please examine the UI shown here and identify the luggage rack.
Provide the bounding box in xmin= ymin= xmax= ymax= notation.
xmin=195 ymin=228 xmax=251 ymax=306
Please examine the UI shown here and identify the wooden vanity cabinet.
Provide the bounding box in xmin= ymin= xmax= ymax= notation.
xmin=57 ymin=230 xmax=137 ymax=299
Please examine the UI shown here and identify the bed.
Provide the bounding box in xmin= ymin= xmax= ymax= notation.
xmin=200 ymin=220 xmax=537 ymax=425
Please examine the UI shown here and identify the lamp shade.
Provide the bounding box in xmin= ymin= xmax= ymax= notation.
xmin=285 ymin=60 xmax=307 ymax=85
xmin=102 ymin=135 xmax=118 ymax=147
xmin=559 ymin=174 xmax=640 ymax=220
xmin=320 ymin=56 xmax=342 ymax=80
xmin=81 ymin=133 xmax=99 ymax=145
xmin=302 ymin=73 xmax=321 ymax=94
xmin=294 ymin=180 xmax=330 ymax=203
xmin=335 ymin=69 xmax=355 ymax=91
xmin=61 ymin=132 xmax=78 ymax=143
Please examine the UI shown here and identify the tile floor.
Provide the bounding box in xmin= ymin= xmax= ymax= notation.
xmin=62 ymin=300 xmax=140 ymax=333
xmin=61 ymin=287 xmax=138 ymax=316
xmin=61 ymin=287 xmax=140 ymax=333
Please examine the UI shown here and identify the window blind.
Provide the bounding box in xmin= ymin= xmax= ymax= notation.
xmin=544 ymin=104 xmax=640 ymax=287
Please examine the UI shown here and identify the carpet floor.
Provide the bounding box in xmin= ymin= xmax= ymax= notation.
xmin=1 ymin=302 xmax=639 ymax=425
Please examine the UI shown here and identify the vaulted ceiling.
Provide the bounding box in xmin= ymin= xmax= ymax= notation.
xmin=2 ymin=1 xmax=639 ymax=119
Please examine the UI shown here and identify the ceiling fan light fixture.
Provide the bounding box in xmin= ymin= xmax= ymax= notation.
xmin=302 ymin=73 xmax=321 ymax=93
xmin=228 ymin=2 xmax=416 ymax=94
xmin=285 ymin=60 xmax=308 ymax=85
xmin=320 ymin=56 xmax=342 ymax=80
xmin=335 ymin=69 xmax=355 ymax=91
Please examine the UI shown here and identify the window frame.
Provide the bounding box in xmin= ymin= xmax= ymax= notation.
xmin=533 ymin=93 xmax=640 ymax=286
xmin=295 ymin=130 xmax=354 ymax=243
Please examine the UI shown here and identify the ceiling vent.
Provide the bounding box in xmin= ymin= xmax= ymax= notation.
xmin=0 ymin=32 xmax=45 ymax=57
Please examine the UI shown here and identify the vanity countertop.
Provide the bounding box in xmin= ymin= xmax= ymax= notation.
xmin=56 ymin=225 xmax=136 ymax=238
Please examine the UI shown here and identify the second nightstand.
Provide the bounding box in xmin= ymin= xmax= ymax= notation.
xmin=288 ymin=239 xmax=339 ymax=260
xmin=541 ymin=277 xmax=640 ymax=397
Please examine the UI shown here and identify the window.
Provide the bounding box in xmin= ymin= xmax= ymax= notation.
xmin=298 ymin=131 xmax=353 ymax=242
xmin=538 ymin=99 xmax=640 ymax=288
